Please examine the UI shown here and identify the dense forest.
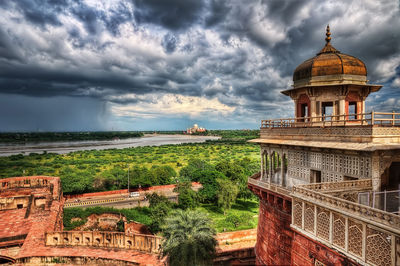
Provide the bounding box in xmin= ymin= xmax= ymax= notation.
xmin=0 ymin=142 xmax=260 ymax=195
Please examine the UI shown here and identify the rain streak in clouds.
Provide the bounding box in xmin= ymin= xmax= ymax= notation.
xmin=0 ymin=0 xmax=399 ymax=131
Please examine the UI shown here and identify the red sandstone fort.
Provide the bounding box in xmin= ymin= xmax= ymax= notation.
xmin=0 ymin=176 xmax=255 ymax=265
xmin=248 ymin=26 xmax=400 ymax=265
xmin=0 ymin=176 xmax=163 ymax=265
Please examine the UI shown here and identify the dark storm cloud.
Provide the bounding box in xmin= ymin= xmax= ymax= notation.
xmin=0 ymin=0 xmax=399 ymax=131
xmin=204 ymin=0 xmax=230 ymax=27
xmin=8 ymin=0 xmax=69 ymax=27
xmin=161 ymin=33 xmax=178 ymax=53
xmin=132 ymin=0 xmax=205 ymax=30
xmin=71 ymin=2 xmax=103 ymax=35
xmin=0 ymin=94 xmax=108 ymax=131
xmin=102 ymin=2 xmax=135 ymax=36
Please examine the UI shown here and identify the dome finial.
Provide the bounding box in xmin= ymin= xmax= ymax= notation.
xmin=325 ymin=24 xmax=331 ymax=44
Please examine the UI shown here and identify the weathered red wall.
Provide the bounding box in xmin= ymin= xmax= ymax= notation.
xmin=254 ymin=195 xmax=357 ymax=266
xmin=65 ymin=182 xmax=201 ymax=199
xmin=291 ymin=231 xmax=357 ymax=266
xmin=255 ymin=197 xmax=292 ymax=265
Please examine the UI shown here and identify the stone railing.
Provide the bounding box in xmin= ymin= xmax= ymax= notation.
xmin=248 ymin=175 xmax=291 ymax=197
xmin=300 ymin=179 xmax=372 ymax=192
xmin=45 ymin=231 xmax=162 ymax=254
xmin=261 ymin=111 xmax=400 ymax=128
xmin=292 ymin=185 xmax=400 ymax=232
xmin=292 ymin=185 xmax=400 ymax=266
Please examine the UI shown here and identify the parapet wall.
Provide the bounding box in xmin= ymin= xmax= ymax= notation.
xmin=65 ymin=182 xmax=202 ymax=199
xmin=45 ymin=231 xmax=162 ymax=254
xmin=260 ymin=126 xmax=400 ymax=144
xmin=0 ymin=176 xmax=61 ymax=200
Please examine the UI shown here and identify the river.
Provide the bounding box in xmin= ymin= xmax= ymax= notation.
xmin=0 ymin=134 xmax=221 ymax=157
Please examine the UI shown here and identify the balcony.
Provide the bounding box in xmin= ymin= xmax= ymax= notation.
xmin=248 ymin=175 xmax=400 ymax=265
xmin=256 ymin=112 xmax=400 ymax=145
xmin=261 ymin=111 xmax=400 ymax=128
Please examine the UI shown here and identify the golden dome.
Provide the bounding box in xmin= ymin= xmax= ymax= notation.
xmin=293 ymin=25 xmax=367 ymax=84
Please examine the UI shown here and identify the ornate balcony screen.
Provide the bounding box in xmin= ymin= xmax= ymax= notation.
xmin=291 ymin=180 xmax=400 ymax=266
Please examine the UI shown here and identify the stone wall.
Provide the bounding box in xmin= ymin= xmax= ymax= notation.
xmin=17 ymin=256 xmax=139 ymax=265
xmin=45 ymin=231 xmax=161 ymax=254
xmin=260 ymin=126 xmax=400 ymax=144
xmin=291 ymin=231 xmax=356 ymax=265
xmin=260 ymin=144 xmax=379 ymax=187
xmin=254 ymin=193 xmax=292 ymax=265
xmin=254 ymin=194 xmax=354 ymax=266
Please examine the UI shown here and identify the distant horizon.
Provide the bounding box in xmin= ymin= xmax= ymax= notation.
xmin=0 ymin=128 xmax=259 ymax=133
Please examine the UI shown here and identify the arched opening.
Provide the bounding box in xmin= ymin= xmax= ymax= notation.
xmin=297 ymin=94 xmax=310 ymax=122
xmin=384 ymin=162 xmax=400 ymax=190
xmin=345 ymin=91 xmax=362 ymax=120
xmin=0 ymin=255 xmax=15 ymax=264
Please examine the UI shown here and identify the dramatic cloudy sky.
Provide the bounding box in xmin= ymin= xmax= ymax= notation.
xmin=0 ymin=0 xmax=399 ymax=131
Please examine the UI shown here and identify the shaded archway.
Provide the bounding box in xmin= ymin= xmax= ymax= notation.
xmin=386 ymin=162 xmax=400 ymax=190
xmin=0 ymin=255 xmax=15 ymax=264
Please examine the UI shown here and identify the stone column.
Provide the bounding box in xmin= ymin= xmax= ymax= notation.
xmin=280 ymin=153 xmax=285 ymax=187
xmin=260 ymin=149 xmax=264 ymax=180
xmin=371 ymin=152 xmax=381 ymax=191
xmin=360 ymin=98 xmax=367 ymax=124
xmin=294 ymin=99 xmax=298 ymax=119
xmin=310 ymin=97 xmax=316 ymax=122
xmin=339 ymin=96 xmax=346 ymax=120
xmin=269 ymin=152 xmax=273 ymax=184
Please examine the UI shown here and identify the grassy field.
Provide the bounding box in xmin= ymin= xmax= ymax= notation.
xmin=198 ymin=199 xmax=259 ymax=232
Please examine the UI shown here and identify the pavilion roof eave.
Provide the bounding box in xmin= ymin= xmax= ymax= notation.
xmin=248 ymin=138 xmax=400 ymax=152
xmin=280 ymin=83 xmax=382 ymax=96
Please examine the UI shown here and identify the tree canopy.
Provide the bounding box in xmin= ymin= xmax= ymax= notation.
xmin=162 ymin=209 xmax=217 ymax=266
xmin=216 ymin=178 xmax=239 ymax=215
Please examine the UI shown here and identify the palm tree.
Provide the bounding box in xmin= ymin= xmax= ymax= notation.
xmin=161 ymin=209 xmax=217 ymax=266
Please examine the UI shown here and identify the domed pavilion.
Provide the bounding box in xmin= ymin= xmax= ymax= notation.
xmin=248 ymin=26 xmax=400 ymax=266
xmin=282 ymin=25 xmax=381 ymax=121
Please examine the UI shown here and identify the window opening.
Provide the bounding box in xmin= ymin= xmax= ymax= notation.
xmin=349 ymin=102 xmax=357 ymax=120
xmin=310 ymin=170 xmax=321 ymax=183
xmin=322 ymin=102 xmax=333 ymax=120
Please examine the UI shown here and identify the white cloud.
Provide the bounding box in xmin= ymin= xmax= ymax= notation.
xmin=110 ymin=93 xmax=235 ymax=119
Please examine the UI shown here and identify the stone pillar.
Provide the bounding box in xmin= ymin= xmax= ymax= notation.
xmin=310 ymin=97 xmax=316 ymax=122
xmin=260 ymin=149 xmax=264 ymax=180
xmin=371 ymin=152 xmax=381 ymax=191
xmin=269 ymin=152 xmax=273 ymax=184
xmin=280 ymin=154 xmax=285 ymax=187
xmin=360 ymin=99 xmax=366 ymax=122
xmin=294 ymin=99 xmax=298 ymax=119
xmin=339 ymin=97 xmax=346 ymax=120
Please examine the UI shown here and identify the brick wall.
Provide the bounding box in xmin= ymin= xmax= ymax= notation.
xmin=65 ymin=182 xmax=202 ymax=199
xmin=253 ymin=186 xmax=357 ymax=266
xmin=291 ymin=231 xmax=357 ymax=266
xmin=255 ymin=196 xmax=292 ymax=265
